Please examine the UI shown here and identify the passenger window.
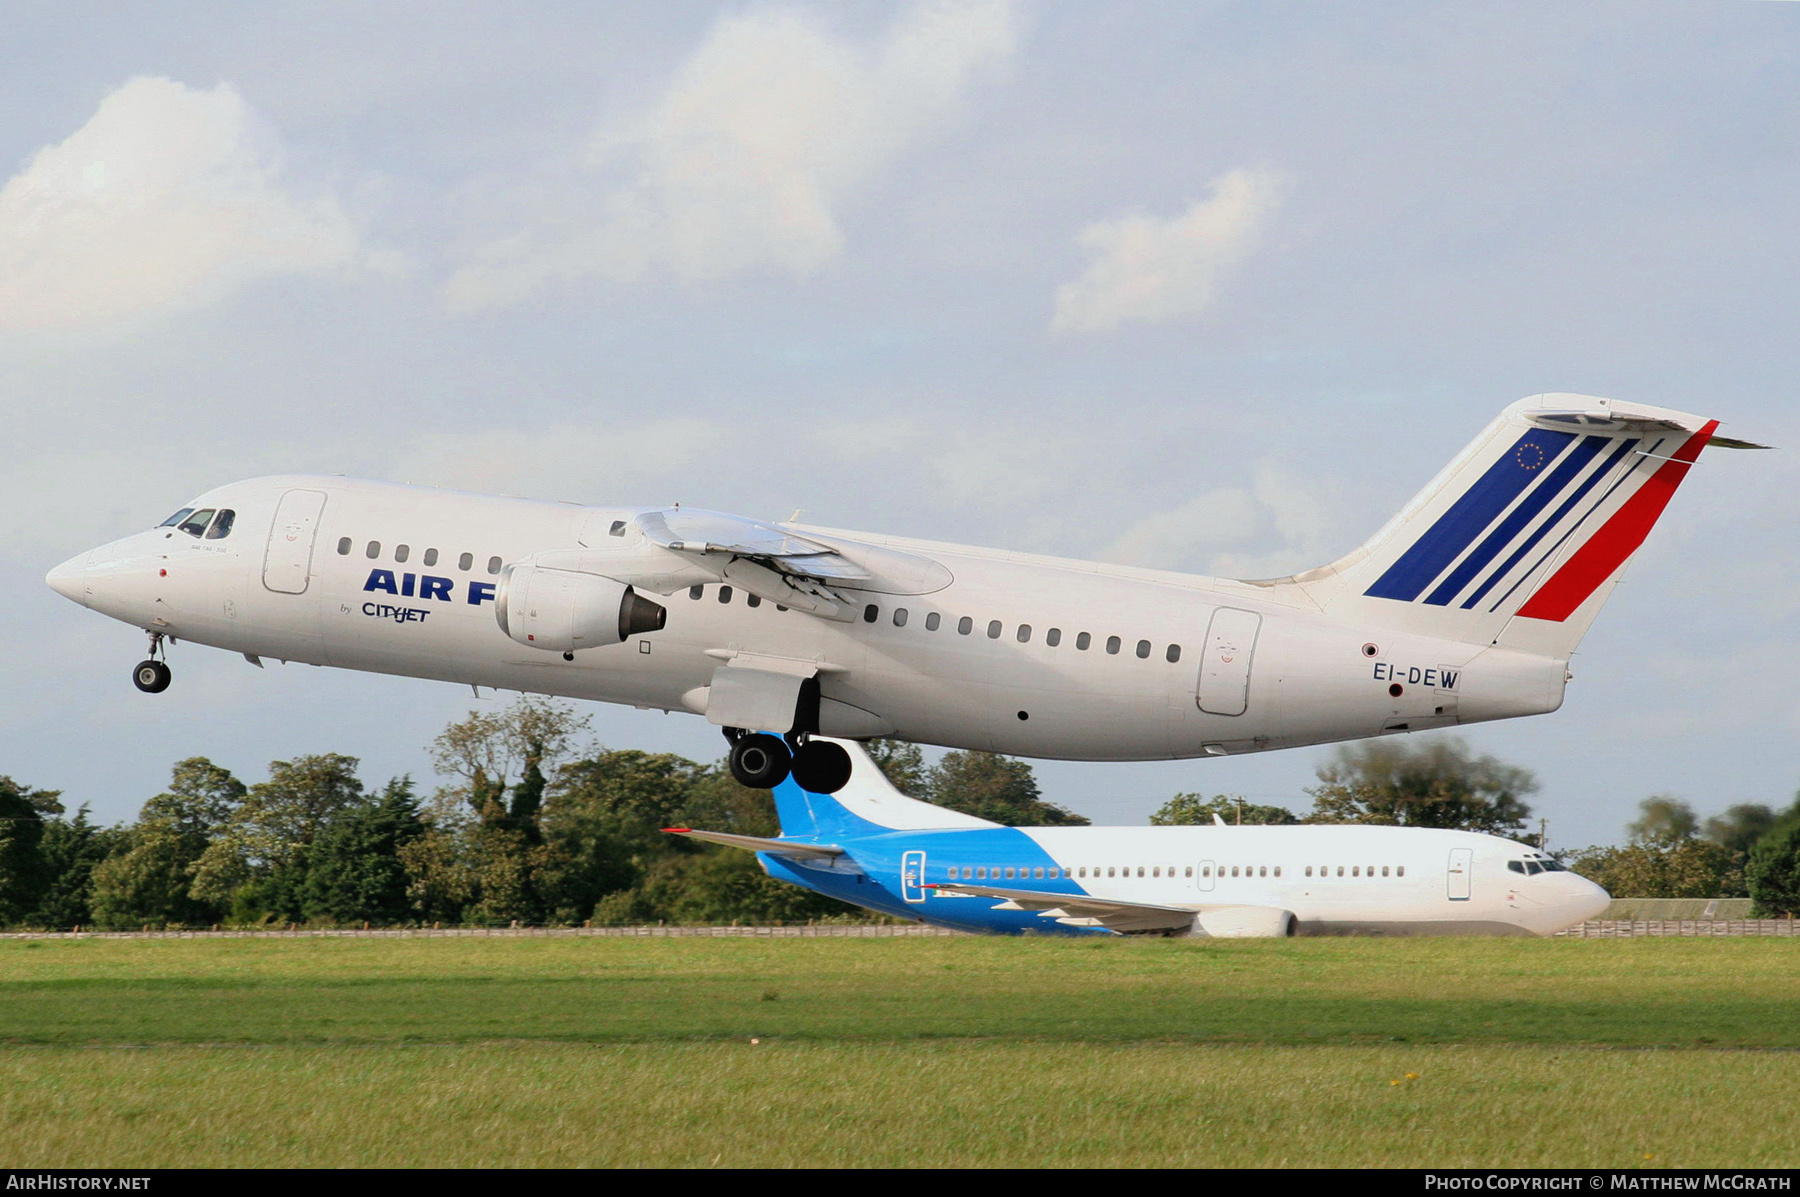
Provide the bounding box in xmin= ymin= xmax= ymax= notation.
xmin=395 ymin=544 xmax=410 ymax=563
xmin=1259 ymin=866 xmax=1267 ymax=878
xmin=987 ymin=620 xmax=1002 ymax=639
xmin=1017 ymin=624 xmax=1031 ymax=643
xmin=1273 ymin=866 xmax=1281 ymax=878
xmin=1305 ymin=866 xmax=1313 ymax=877
xmin=458 ymin=552 xmax=473 ymax=571
xmin=1184 ymin=866 xmax=1192 ymax=878
xmin=1106 ymin=635 xmax=1121 ymax=655
xmin=1166 ymin=644 xmax=1181 ymax=663
xmin=1048 ymin=868 xmax=1060 ymax=879
xmin=1047 ymin=628 xmax=1061 ymax=647
xmin=337 ymin=537 xmax=352 ymax=555
xmin=205 ymin=510 xmax=235 ymax=539
xmin=1337 ymin=866 xmax=1345 ymax=877
xmin=159 ymin=508 xmax=195 ymax=528
xmin=1397 ymin=866 xmax=1405 ymax=877
xmin=1076 ymin=632 xmax=1091 ymax=650
xmin=177 ymin=509 xmax=215 ymax=537
xmin=423 ymin=548 xmax=438 ymax=567
xmin=894 ymin=608 xmax=908 ymax=627
xmin=1107 ymin=867 xmax=1116 ymax=878
xmin=366 ymin=541 xmax=381 ymax=559
xmin=487 ymin=556 xmax=502 ymax=575
xmin=747 ymin=594 xmax=761 ymax=608
xmin=1152 ymin=867 xmax=1160 ymax=878
xmin=976 ymin=866 xmax=987 ymax=879
xmin=864 ymin=604 xmax=878 ymax=622
xmin=1077 ymin=868 xmax=1086 ymax=878
xmin=610 ymin=520 xmax=627 ymax=537
xmin=1381 ymin=866 xmax=1389 ymax=877
xmin=1004 ymin=867 xmax=1016 ymax=879
xmin=1034 ymin=867 xmax=1045 ymax=879
xmin=925 ymin=612 xmax=941 ymax=631
xmin=958 ymin=616 xmax=973 ymax=635
xmin=720 ymin=586 xmax=734 ymax=603
xmin=1136 ymin=639 xmax=1151 ymax=659
xmin=690 ymin=585 xmax=703 ymax=599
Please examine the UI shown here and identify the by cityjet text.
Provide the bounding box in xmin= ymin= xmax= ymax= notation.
xmin=1425 ymin=1179 xmax=1791 ymax=1192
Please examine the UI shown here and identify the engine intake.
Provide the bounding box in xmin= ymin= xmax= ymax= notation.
xmin=495 ymin=564 xmax=666 ymax=652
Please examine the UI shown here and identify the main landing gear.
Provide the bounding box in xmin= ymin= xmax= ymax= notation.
xmin=725 ymin=729 xmax=853 ymax=794
xmin=133 ymin=632 xmax=171 ymax=694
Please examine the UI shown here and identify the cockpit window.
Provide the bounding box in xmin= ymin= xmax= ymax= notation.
xmin=1508 ymin=860 xmax=1527 ymax=874
xmin=204 ymin=509 xmax=236 ymax=540
xmin=1525 ymin=860 xmax=1544 ymax=875
xmin=177 ymin=509 xmax=216 ymax=537
xmin=159 ymin=508 xmax=195 ymax=528
xmin=1539 ymin=858 xmax=1564 ymax=872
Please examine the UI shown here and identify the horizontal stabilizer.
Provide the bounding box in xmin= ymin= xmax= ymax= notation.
xmin=662 ymin=828 xmax=844 ymax=860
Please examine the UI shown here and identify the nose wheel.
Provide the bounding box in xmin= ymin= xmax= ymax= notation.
xmin=133 ymin=632 xmax=171 ymax=694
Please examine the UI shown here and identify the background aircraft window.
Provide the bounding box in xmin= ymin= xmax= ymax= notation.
xmin=610 ymin=520 xmax=626 ymax=536
xmin=1203 ymin=866 xmax=1211 ymax=877
xmin=1305 ymin=867 xmax=1313 ymax=877
xmin=1152 ymin=867 xmax=1160 ymax=877
xmin=395 ymin=545 xmax=410 ymax=563
xmin=205 ymin=510 xmax=235 ymax=539
xmin=987 ymin=620 xmax=1002 ymax=639
xmin=893 ymin=608 xmax=907 ymax=627
xmin=1231 ymin=866 xmax=1239 ymax=877
xmin=958 ymin=616 xmax=973 ymax=635
xmin=1352 ymin=867 xmax=1360 ymax=877
xmin=1076 ymin=632 xmax=1091 ymax=650
xmin=1166 ymin=644 xmax=1182 ymax=663
xmin=720 ymin=586 xmax=734 ymax=604
xmin=336 ymin=537 xmax=352 ymax=555
xmin=747 ymin=594 xmax=761 ymax=608
xmin=1273 ymin=866 xmax=1281 ymax=878
xmin=1004 ymin=867 xmax=1016 ymax=879
xmin=1034 ymin=867 xmax=1045 ymax=879
xmin=1107 ymin=867 xmax=1115 ymax=878
xmin=423 ymin=548 xmax=438 ymax=567
xmin=1077 ymin=867 xmax=1085 ymax=878
xmin=1106 ymin=635 xmax=1121 ymax=655
xmin=1017 ymin=624 xmax=1031 ymax=643
xmin=1258 ymin=866 xmax=1266 ymax=878
xmin=366 ymin=541 xmax=381 ymax=559
xmin=1135 ymin=639 xmax=1151 ymax=658
xmin=459 ymin=552 xmax=473 ymax=571
xmin=864 ymin=604 xmax=878 ymax=622
xmin=1397 ymin=866 xmax=1405 ymax=877
xmin=690 ymin=585 xmax=703 ymax=599
xmin=487 ymin=556 xmax=502 ymax=575
xmin=1046 ymin=628 xmax=1061 ymax=646
xmin=177 ymin=509 xmax=215 ymax=537
xmin=976 ymin=867 xmax=987 ymax=879
xmin=1048 ymin=867 xmax=1059 ymax=879
xmin=925 ymin=612 xmax=941 ymax=631
xmin=1184 ymin=866 xmax=1193 ymax=877
xmin=159 ymin=508 xmax=195 ymax=528
xmin=1381 ymin=866 xmax=1390 ymax=877
xmin=1337 ymin=867 xmax=1345 ymax=877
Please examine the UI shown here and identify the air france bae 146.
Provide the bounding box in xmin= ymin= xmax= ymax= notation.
xmin=47 ymin=394 xmax=1759 ymax=794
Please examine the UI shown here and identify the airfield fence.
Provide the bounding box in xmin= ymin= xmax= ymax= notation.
xmin=1556 ymin=920 xmax=1800 ymax=937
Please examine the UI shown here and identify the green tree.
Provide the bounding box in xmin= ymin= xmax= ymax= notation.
xmin=89 ymin=759 xmax=244 ymax=929
xmin=1302 ymin=737 xmax=1534 ymax=833
xmin=31 ymin=807 xmax=129 ymax=929
xmin=865 ymin=739 xmax=930 ymax=797
xmin=1151 ymin=794 xmax=1298 ymax=826
xmin=0 ymin=776 xmax=58 ymax=924
xmin=1628 ymin=796 xmax=1699 ymax=844
xmin=300 ymin=778 xmax=426 ymax=924
xmin=927 ymin=751 xmax=1089 ymax=826
xmin=191 ymin=754 xmax=365 ymax=921
xmin=1746 ymin=804 xmax=1800 ymax=917
xmin=1704 ymin=804 xmax=1778 ymax=857
xmin=1566 ymin=840 xmax=1736 ymax=900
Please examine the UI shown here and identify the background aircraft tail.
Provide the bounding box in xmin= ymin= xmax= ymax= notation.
xmin=1253 ymin=393 xmax=1748 ymax=660
xmin=771 ymin=739 xmax=999 ymax=840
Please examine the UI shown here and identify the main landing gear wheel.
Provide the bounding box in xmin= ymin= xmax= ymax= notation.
xmin=132 ymin=660 xmax=171 ymax=694
xmin=728 ymin=733 xmax=791 ymax=789
xmin=790 ymin=740 xmax=852 ymax=794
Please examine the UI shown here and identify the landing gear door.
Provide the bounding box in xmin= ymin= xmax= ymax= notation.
xmin=1447 ymin=848 xmax=1473 ymax=901
xmin=1197 ymin=608 xmax=1261 ymax=716
xmin=263 ymin=489 xmax=328 ymax=595
xmin=900 ymin=850 xmax=927 ymax=903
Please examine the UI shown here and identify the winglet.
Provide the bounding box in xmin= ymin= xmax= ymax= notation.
xmin=1213 ymin=813 xmax=1228 ymax=828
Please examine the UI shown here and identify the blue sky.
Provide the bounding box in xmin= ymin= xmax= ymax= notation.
xmin=3 ymin=1 xmax=1796 ymax=847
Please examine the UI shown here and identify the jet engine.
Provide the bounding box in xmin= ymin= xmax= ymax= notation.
xmin=495 ymin=563 xmax=666 ymax=652
xmin=1192 ymin=907 xmax=1298 ymax=938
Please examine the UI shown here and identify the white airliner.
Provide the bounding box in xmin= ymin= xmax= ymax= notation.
xmin=46 ymin=393 xmax=1755 ymax=793
xmin=670 ymin=738 xmax=1612 ymax=936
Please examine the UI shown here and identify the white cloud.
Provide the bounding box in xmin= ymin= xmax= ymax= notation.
xmin=1050 ymin=166 xmax=1285 ymax=334
xmin=1102 ymin=462 xmax=1338 ymax=577
xmin=443 ymin=1 xmax=1016 ymax=310
xmin=390 ymin=418 xmax=734 ymax=503
xmin=0 ymin=76 xmax=360 ymax=332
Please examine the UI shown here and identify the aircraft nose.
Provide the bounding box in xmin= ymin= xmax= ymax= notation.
xmin=1558 ymin=872 xmax=1612 ymax=924
xmin=45 ymin=551 xmax=93 ymax=606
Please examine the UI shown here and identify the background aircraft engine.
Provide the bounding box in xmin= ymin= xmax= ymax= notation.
xmin=1192 ymin=907 xmax=1298 ymax=938
xmin=495 ymin=564 xmax=666 ymax=652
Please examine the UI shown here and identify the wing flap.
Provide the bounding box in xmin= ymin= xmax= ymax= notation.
xmin=924 ymin=883 xmax=1199 ymax=933
xmin=663 ymin=827 xmax=844 ymax=860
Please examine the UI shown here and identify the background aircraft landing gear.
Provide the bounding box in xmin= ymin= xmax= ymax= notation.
xmin=728 ymin=733 xmax=791 ymax=789
xmin=133 ymin=632 xmax=171 ymax=693
xmin=790 ymin=740 xmax=852 ymax=794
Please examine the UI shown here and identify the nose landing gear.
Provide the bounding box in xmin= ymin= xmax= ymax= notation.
xmin=133 ymin=632 xmax=171 ymax=694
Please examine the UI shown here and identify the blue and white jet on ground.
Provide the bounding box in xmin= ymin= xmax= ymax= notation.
xmin=668 ymin=739 xmax=1611 ymax=937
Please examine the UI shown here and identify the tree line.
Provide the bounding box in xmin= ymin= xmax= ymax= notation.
xmin=3 ymin=705 xmax=1797 ymax=929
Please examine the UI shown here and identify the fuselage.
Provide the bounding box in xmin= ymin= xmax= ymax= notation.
xmin=47 ymin=474 xmax=1570 ymax=762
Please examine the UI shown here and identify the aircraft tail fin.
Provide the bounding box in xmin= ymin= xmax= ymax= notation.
xmin=1259 ymin=394 xmax=1741 ymax=659
xmin=770 ymin=739 xmax=1000 ymax=840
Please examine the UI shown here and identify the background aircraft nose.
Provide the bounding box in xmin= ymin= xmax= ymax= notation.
xmin=45 ymin=551 xmax=93 ymax=605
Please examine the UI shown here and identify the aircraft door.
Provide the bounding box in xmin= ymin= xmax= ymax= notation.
xmin=262 ymin=489 xmax=328 ymax=595
xmin=1447 ymin=848 xmax=1473 ymax=901
xmin=1197 ymin=608 xmax=1261 ymax=716
xmin=900 ymin=850 xmax=927 ymax=903
xmin=1197 ymin=860 xmax=1216 ymax=893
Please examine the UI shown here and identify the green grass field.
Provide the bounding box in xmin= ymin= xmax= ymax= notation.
xmin=2 ymin=935 xmax=1797 ymax=1167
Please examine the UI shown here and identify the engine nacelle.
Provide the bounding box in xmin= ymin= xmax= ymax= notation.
xmin=495 ymin=564 xmax=666 ymax=652
xmin=1192 ymin=907 xmax=1297 ymax=938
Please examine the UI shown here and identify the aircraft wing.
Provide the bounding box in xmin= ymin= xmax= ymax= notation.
xmin=663 ymin=827 xmax=844 ymax=860
xmin=923 ymin=882 xmax=1198 ymax=933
